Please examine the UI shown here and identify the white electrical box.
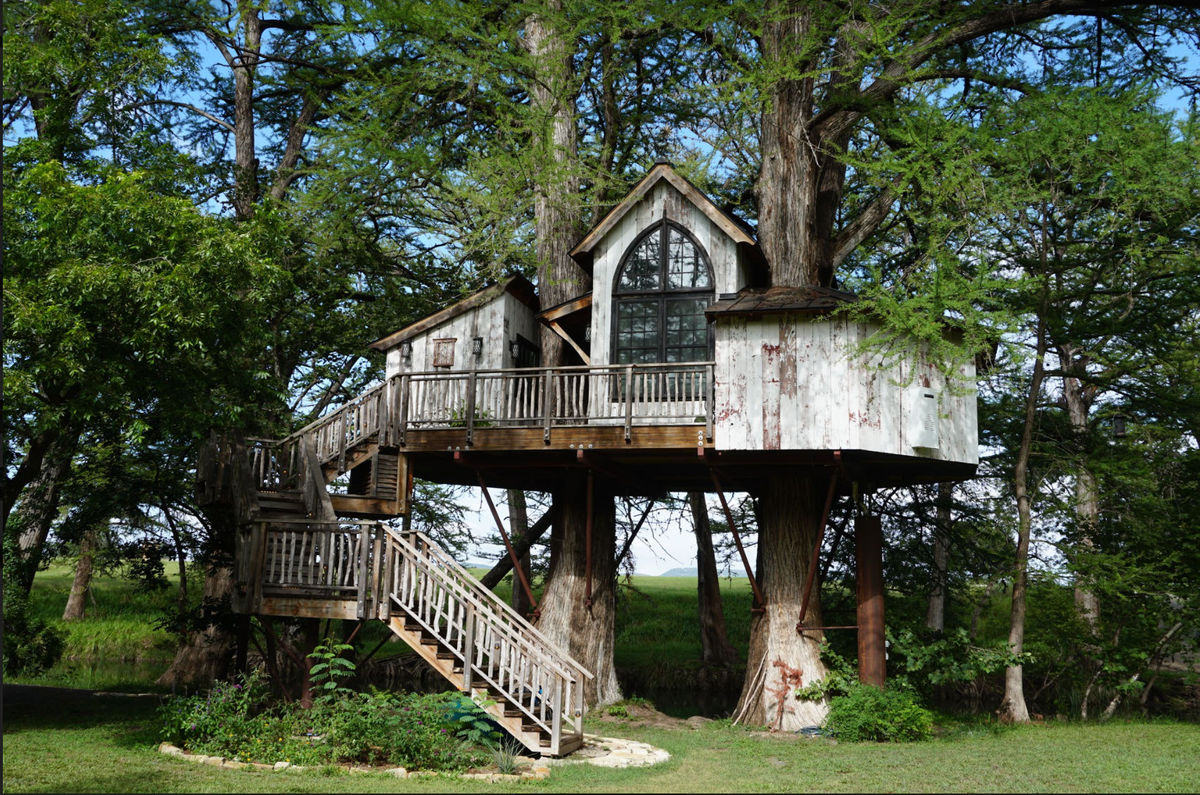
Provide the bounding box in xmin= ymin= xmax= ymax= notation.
xmin=911 ymin=387 xmax=940 ymax=449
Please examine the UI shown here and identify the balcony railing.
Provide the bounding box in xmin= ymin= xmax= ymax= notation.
xmin=251 ymin=361 xmax=715 ymax=490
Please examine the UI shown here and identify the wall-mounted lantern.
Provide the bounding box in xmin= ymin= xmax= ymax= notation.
xmin=509 ymin=340 xmax=521 ymax=361
xmin=400 ymin=340 xmax=412 ymax=362
xmin=471 ymin=337 xmax=483 ymax=357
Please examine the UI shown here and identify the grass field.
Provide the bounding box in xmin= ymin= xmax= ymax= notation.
xmin=6 ymin=562 xmax=1200 ymax=793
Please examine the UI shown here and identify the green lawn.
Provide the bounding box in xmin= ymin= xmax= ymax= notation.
xmin=7 ymin=563 xmax=1200 ymax=793
xmin=4 ymin=690 xmax=1199 ymax=793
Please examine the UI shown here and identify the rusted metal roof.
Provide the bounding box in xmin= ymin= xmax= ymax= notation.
xmin=705 ymin=285 xmax=858 ymax=319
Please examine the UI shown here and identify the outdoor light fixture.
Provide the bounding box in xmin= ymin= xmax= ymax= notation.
xmin=472 ymin=337 xmax=483 ymax=357
xmin=400 ymin=340 xmax=412 ymax=361
xmin=1113 ymin=414 xmax=1127 ymax=438
xmin=510 ymin=340 xmax=521 ymax=361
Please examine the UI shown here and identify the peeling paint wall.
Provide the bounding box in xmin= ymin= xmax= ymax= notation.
xmin=383 ymin=292 xmax=539 ymax=379
xmin=713 ymin=314 xmax=978 ymax=465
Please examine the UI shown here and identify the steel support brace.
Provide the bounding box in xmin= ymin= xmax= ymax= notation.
xmin=797 ymin=465 xmax=840 ymax=634
xmin=475 ymin=472 xmax=539 ymax=612
xmin=710 ymin=469 xmax=766 ymax=611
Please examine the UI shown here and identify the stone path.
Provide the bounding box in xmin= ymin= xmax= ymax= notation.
xmin=548 ymin=733 xmax=671 ymax=769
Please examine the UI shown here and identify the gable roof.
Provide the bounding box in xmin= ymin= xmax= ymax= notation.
xmin=368 ymin=274 xmax=538 ymax=352
xmin=569 ymin=162 xmax=758 ymax=268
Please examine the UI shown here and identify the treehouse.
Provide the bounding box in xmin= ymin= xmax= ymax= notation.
xmin=211 ymin=162 xmax=978 ymax=756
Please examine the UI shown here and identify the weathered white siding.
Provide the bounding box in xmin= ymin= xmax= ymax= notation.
xmin=383 ymin=292 xmax=540 ymax=380
xmin=588 ymin=180 xmax=749 ymax=368
xmin=713 ymin=315 xmax=978 ymax=465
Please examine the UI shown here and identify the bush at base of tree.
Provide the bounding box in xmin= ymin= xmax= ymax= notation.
xmin=823 ymin=684 xmax=934 ymax=743
xmin=2 ymin=535 xmax=65 ymax=676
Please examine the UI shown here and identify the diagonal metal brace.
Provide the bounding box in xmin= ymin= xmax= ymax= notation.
xmin=475 ymin=471 xmax=539 ymax=613
xmin=710 ymin=469 xmax=766 ymax=612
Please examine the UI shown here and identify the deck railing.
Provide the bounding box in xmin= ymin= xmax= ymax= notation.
xmin=250 ymin=361 xmax=714 ymax=486
xmin=384 ymin=530 xmax=590 ymax=753
xmin=248 ymin=520 xmax=590 ymax=755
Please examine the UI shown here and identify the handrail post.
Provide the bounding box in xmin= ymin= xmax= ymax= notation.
xmin=624 ymin=364 xmax=634 ymax=443
xmin=551 ymin=677 xmax=563 ymax=754
xmin=542 ymin=367 xmax=552 ymax=444
xmin=465 ymin=370 xmax=477 ymax=446
xmin=398 ymin=375 xmax=409 ymax=447
xmin=706 ymin=362 xmax=715 ymax=442
xmin=462 ymin=605 xmax=476 ymax=692
xmin=356 ymin=523 xmax=370 ymax=619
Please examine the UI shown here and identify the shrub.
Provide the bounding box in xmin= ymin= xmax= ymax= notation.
xmin=823 ymin=684 xmax=934 ymax=742
xmin=2 ymin=535 xmax=65 ymax=676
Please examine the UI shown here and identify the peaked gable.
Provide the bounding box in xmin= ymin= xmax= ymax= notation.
xmin=569 ymin=163 xmax=756 ymax=269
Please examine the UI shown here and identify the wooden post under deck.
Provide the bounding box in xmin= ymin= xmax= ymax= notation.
xmin=855 ymin=514 xmax=886 ymax=688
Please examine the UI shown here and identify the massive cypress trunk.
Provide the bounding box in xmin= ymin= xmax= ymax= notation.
xmin=690 ymin=492 xmax=737 ymax=666
xmin=535 ymin=476 xmax=621 ymax=706
xmin=735 ymin=476 xmax=829 ymax=729
xmin=157 ymin=564 xmax=236 ymax=689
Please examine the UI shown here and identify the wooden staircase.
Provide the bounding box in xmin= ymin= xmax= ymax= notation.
xmin=221 ymin=389 xmax=592 ymax=757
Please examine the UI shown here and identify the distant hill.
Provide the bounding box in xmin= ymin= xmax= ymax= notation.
xmin=656 ymin=567 xmax=747 ymax=578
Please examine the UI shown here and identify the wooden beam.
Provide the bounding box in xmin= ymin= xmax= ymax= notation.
xmin=545 ymin=319 xmax=590 ymax=365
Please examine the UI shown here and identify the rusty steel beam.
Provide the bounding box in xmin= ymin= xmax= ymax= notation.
xmin=709 ymin=469 xmax=766 ymax=611
xmin=797 ymin=465 xmax=840 ymax=633
xmin=856 ymin=513 xmax=886 ymax=688
xmin=475 ymin=471 xmax=539 ymax=612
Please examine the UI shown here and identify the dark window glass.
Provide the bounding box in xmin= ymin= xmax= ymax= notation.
xmin=612 ymin=222 xmax=714 ymax=372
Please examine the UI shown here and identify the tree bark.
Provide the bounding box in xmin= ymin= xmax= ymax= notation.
xmin=535 ymin=475 xmax=621 ymax=706
xmin=998 ymin=317 xmax=1047 ymax=724
xmin=480 ymin=505 xmax=554 ymax=590
xmin=231 ymin=1 xmax=262 ymax=221
xmin=925 ymin=483 xmax=952 ymax=633
xmin=690 ymin=492 xmax=737 ymax=666
xmin=507 ymin=489 xmax=533 ymax=616
xmin=734 ymin=475 xmax=830 ymax=729
xmin=13 ymin=430 xmax=78 ymax=593
xmin=1059 ymin=351 xmax=1101 ymax=633
xmin=156 ymin=564 xmax=237 ymax=689
xmin=62 ymin=523 xmax=99 ymax=621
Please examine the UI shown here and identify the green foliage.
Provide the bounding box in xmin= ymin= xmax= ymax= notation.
xmin=888 ymin=627 xmax=1031 ymax=698
xmin=823 ymin=685 xmax=935 ymax=743
xmin=307 ymin=638 xmax=357 ymax=703
xmin=445 ymin=693 xmax=502 ymax=747
xmin=157 ymin=671 xmax=486 ymax=772
xmin=2 ymin=535 xmax=65 ymax=676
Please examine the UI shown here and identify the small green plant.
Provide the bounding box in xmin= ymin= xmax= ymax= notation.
xmin=490 ymin=736 xmax=524 ymax=774
xmin=308 ymin=638 xmax=356 ymax=703
xmin=1 ymin=535 xmax=65 ymax=676
xmin=606 ymin=703 xmax=630 ymax=718
xmin=447 ymin=693 xmax=501 ymax=746
xmin=823 ymin=684 xmax=934 ymax=742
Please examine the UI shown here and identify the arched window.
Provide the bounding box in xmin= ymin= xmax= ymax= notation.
xmin=612 ymin=221 xmax=714 ymax=365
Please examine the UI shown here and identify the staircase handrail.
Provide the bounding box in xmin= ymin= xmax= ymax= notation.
xmin=396 ymin=527 xmax=593 ymax=683
xmin=278 ymin=379 xmax=391 ymax=448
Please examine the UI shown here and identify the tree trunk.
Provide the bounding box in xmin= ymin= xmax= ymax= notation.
xmin=62 ymin=523 xmax=99 ymax=621
xmin=535 ymin=475 xmax=621 ymax=706
xmin=231 ymin=1 xmax=262 ymax=221
xmin=734 ymin=475 xmax=829 ymax=729
xmin=156 ymin=564 xmax=237 ymax=689
xmin=507 ymin=489 xmax=533 ymax=616
xmin=1059 ymin=354 xmax=1101 ymax=633
xmin=13 ymin=430 xmax=78 ymax=593
xmin=690 ymin=492 xmax=737 ymax=666
xmin=998 ymin=318 xmax=1047 ymax=724
xmin=925 ymin=483 xmax=952 ymax=633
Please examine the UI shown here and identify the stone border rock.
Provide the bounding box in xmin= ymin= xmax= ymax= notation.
xmin=157 ymin=743 xmax=550 ymax=781
xmin=547 ymin=734 xmax=671 ymax=769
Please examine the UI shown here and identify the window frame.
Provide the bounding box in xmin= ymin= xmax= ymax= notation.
xmin=610 ymin=220 xmax=716 ymax=367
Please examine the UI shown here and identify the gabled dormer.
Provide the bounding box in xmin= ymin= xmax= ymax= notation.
xmin=568 ymin=163 xmax=766 ymax=368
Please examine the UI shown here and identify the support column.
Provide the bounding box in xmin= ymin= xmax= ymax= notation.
xmin=855 ymin=514 xmax=886 ymax=688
